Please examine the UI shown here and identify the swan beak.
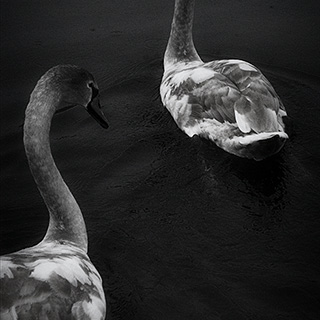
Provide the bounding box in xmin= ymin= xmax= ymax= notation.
xmin=86 ymin=97 xmax=109 ymax=129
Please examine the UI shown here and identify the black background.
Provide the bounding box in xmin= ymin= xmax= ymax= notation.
xmin=1 ymin=0 xmax=320 ymax=319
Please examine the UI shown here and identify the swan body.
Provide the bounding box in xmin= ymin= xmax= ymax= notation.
xmin=160 ymin=0 xmax=288 ymax=160
xmin=1 ymin=243 xmax=105 ymax=319
xmin=0 ymin=65 xmax=108 ymax=319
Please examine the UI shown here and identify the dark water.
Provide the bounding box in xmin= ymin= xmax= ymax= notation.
xmin=1 ymin=0 xmax=320 ymax=319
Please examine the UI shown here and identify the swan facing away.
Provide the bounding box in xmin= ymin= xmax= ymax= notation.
xmin=160 ymin=0 xmax=288 ymax=160
xmin=0 ymin=65 xmax=108 ymax=319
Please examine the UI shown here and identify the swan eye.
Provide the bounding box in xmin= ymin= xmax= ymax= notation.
xmin=88 ymin=82 xmax=99 ymax=100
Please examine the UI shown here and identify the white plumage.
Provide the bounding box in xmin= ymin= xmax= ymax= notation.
xmin=161 ymin=0 xmax=288 ymax=160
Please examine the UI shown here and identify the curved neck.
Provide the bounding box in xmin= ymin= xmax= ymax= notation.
xmin=24 ymin=82 xmax=88 ymax=252
xmin=164 ymin=0 xmax=201 ymax=68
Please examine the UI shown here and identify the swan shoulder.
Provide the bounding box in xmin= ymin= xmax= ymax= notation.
xmin=0 ymin=241 xmax=106 ymax=319
xmin=207 ymin=59 xmax=286 ymax=113
xmin=161 ymin=60 xmax=286 ymax=135
xmin=161 ymin=64 xmax=241 ymax=134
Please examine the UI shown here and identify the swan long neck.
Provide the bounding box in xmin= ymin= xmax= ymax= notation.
xmin=24 ymin=81 xmax=88 ymax=252
xmin=164 ymin=0 xmax=201 ymax=68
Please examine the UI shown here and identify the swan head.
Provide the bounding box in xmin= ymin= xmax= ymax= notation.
xmin=43 ymin=65 xmax=109 ymax=129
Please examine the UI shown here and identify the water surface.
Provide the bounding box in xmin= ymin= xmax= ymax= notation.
xmin=1 ymin=1 xmax=320 ymax=319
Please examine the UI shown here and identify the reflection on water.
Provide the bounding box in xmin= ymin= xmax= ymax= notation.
xmin=197 ymin=139 xmax=288 ymax=233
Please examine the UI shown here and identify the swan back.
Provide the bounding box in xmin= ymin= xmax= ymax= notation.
xmin=161 ymin=1 xmax=288 ymax=160
xmin=1 ymin=242 xmax=106 ymax=319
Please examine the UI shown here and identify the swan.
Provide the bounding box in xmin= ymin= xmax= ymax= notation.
xmin=0 ymin=65 xmax=108 ymax=319
xmin=160 ymin=0 xmax=288 ymax=160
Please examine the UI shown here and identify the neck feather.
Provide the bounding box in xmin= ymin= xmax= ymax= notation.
xmin=24 ymin=82 xmax=88 ymax=252
xmin=164 ymin=0 xmax=201 ymax=68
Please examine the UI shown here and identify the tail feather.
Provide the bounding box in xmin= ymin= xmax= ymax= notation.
xmin=191 ymin=119 xmax=288 ymax=160
xmin=223 ymin=131 xmax=288 ymax=160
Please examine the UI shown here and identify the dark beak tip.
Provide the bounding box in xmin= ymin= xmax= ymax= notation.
xmin=99 ymin=107 xmax=109 ymax=129
xmin=87 ymin=102 xmax=109 ymax=130
xmin=101 ymin=121 xmax=109 ymax=129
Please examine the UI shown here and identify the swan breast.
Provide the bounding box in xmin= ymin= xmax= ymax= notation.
xmin=0 ymin=241 xmax=106 ymax=319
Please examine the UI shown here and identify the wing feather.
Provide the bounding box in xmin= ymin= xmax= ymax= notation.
xmin=161 ymin=59 xmax=285 ymax=134
xmin=1 ymin=244 xmax=106 ymax=319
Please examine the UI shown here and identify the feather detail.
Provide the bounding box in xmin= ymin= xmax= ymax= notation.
xmin=161 ymin=1 xmax=288 ymax=160
xmin=0 ymin=242 xmax=106 ymax=319
xmin=235 ymin=109 xmax=251 ymax=133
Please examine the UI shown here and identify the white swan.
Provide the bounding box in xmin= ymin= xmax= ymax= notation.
xmin=0 ymin=65 xmax=108 ymax=319
xmin=160 ymin=0 xmax=288 ymax=160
